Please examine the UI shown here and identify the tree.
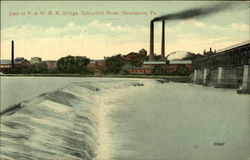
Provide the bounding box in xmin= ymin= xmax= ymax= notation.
xmin=57 ymin=55 xmax=90 ymax=73
xmin=29 ymin=62 xmax=48 ymax=73
xmin=129 ymin=54 xmax=147 ymax=67
xmin=182 ymin=52 xmax=204 ymax=60
xmin=105 ymin=54 xmax=126 ymax=73
xmin=170 ymin=66 xmax=189 ymax=76
xmin=153 ymin=66 xmax=164 ymax=75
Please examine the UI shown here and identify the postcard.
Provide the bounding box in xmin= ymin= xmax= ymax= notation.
xmin=0 ymin=1 xmax=249 ymax=160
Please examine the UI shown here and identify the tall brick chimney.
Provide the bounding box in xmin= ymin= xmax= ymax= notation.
xmin=11 ymin=40 xmax=14 ymax=68
xmin=161 ymin=21 xmax=165 ymax=61
xmin=149 ymin=21 xmax=154 ymax=61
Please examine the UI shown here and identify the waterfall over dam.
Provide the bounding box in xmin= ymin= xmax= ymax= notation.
xmin=0 ymin=80 xmax=144 ymax=160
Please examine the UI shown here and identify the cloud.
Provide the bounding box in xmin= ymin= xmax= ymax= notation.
xmin=180 ymin=19 xmax=205 ymax=27
xmin=1 ymin=20 xmax=249 ymax=60
xmin=231 ymin=23 xmax=249 ymax=30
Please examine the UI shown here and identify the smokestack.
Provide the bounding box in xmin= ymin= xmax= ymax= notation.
xmin=161 ymin=21 xmax=165 ymax=61
xmin=149 ymin=21 xmax=154 ymax=61
xmin=11 ymin=40 xmax=14 ymax=68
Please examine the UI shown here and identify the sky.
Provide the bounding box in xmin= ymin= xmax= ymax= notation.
xmin=1 ymin=1 xmax=249 ymax=60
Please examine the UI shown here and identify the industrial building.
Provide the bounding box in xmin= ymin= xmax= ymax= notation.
xmin=123 ymin=48 xmax=147 ymax=62
xmin=128 ymin=20 xmax=192 ymax=75
xmin=0 ymin=57 xmax=31 ymax=69
xmin=128 ymin=60 xmax=192 ymax=75
xmin=0 ymin=41 xmax=31 ymax=71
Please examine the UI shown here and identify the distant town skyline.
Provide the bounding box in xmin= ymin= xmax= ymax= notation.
xmin=1 ymin=1 xmax=249 ymax=60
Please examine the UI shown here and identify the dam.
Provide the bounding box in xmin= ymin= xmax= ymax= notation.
xmin=0 ymin=77 xmax=249 ymax=160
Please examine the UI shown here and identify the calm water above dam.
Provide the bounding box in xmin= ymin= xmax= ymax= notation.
xmin=0 ymin=77 xmax=249 ymax=160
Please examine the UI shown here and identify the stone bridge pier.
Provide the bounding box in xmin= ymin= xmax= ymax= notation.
xmin=193 ymin=65 xmax=250 ymax=93
xmin=238 ymin=65 xmax=250 ymax=93
xmin=193 ymin=69 xmax=203 ymax=84
xmin=215 ymin=67 xmax=239 ymax=88
xmin=193 ymin=67 xmax=240 ymax=87
xmin=202 ymin=68 xmax=210 ymax=86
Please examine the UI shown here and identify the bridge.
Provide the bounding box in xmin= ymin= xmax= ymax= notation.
xmin=191 ymin=40 xmax=250 ymax=93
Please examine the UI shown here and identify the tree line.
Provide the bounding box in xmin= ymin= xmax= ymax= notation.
xmin=2 ymin=56 xmax=91 ymax=74
xmin=1 ymin=52 xmax=202 ymax=75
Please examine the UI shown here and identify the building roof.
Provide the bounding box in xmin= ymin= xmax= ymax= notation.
xmin=129 ymin=67 xmax=154 ymax=70
xmin=143 ymin=61 xmax=166 ymax=65
xmin=124 ymin=52 xmax=139 ymax=57
xmin=31 ymin=57 xmax=42 ymax=59
xmin=217 ymin=40 xmax=250 ymax=53
xmin=139 ymin=48 xmax=147 ymax=52
xmin=169 ymin=60 xmax=192 ymax=64
xmin=0 ymin=59 xmax=27 ymax=65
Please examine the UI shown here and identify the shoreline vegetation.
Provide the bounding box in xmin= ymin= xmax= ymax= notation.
xmin=0 ymin=74 xmax=190 ymax=82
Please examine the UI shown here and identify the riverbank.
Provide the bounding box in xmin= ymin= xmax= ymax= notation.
xmin=0 ymin=73 xmax=190 ymax=82
xmin=2 ymin=74 xmax=249 ymax=94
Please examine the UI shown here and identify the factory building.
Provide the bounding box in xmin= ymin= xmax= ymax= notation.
xmin=143 ymin=61 xmax=166 ymax=68
xmin=128 ymin=20 xmax=192 ymax=75
xmin=0 ymin=41 xmax=31 ymax=70
xmin=0 ymin=57 xmax=31 ymax=69
xmin=166 ymin=60 xmax=192 ymax=75
xmin=128 ymin=60 xmax=192 ymax=75
xmin=123 ymin=48 xmax=147 ymax=62
xmin=128 ymin=67 xmax=154 ymax=74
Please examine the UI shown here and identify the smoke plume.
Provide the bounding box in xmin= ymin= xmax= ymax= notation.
xmin=152 ymin=2 xmax=233 ymax=22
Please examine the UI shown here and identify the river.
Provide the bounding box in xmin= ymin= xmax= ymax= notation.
xmin=0 ymin=77 xmax=249 ymax=160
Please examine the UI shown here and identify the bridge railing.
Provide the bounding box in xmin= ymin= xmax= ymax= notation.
xmin=192 ymin=44 xmax=250 ymax=70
